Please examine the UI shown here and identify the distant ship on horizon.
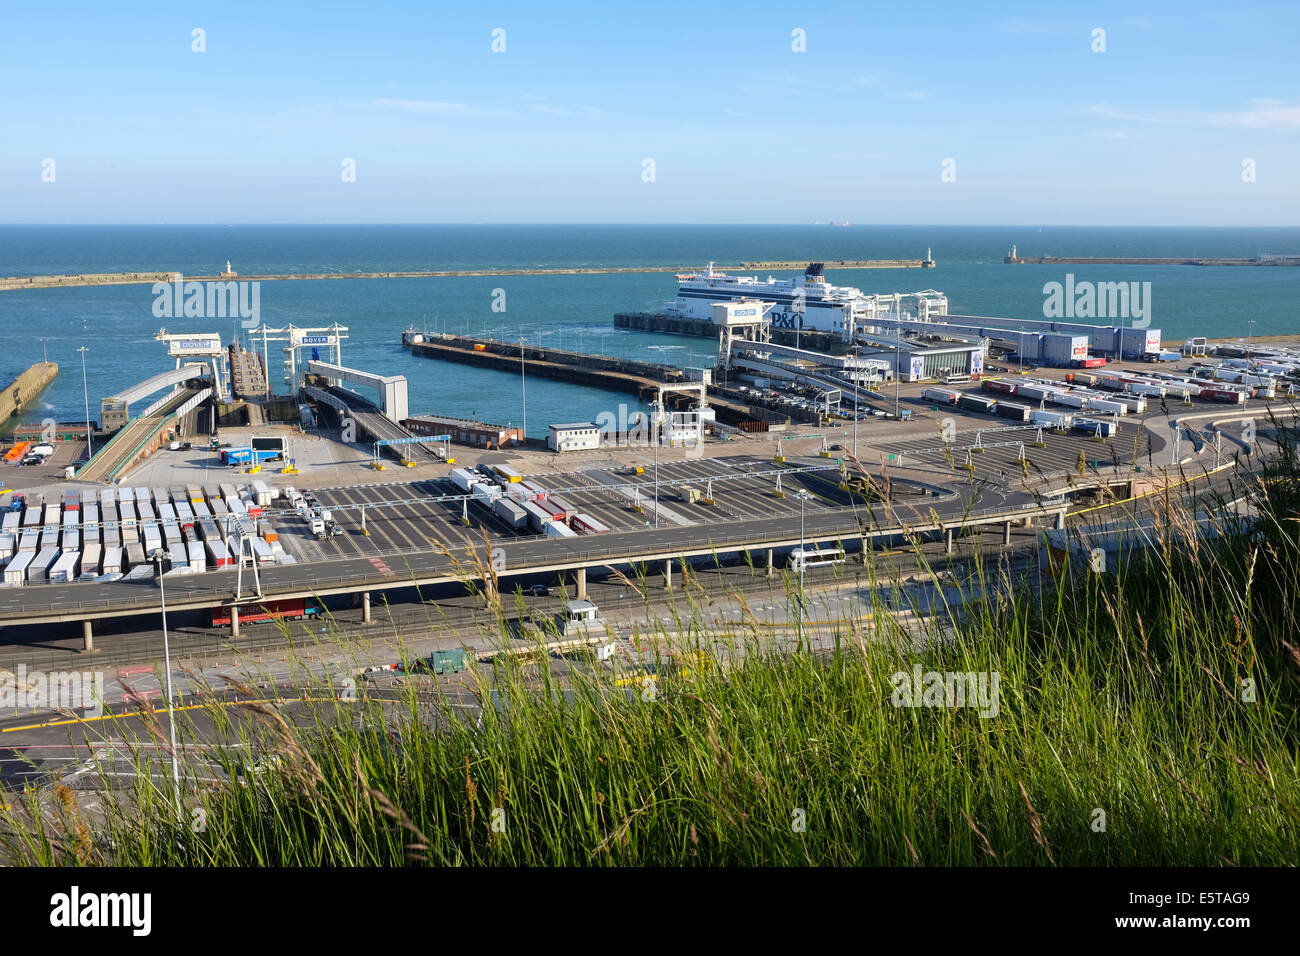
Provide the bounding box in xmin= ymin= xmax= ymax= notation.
xmin=829 ymin=220 xmax=852 ymax=227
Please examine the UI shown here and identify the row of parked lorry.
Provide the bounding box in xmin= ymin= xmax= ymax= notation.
xmin=449 ymin=465 xmax=612 ymax=538
xmin=0 ymin=479 xmax=288 ymax=587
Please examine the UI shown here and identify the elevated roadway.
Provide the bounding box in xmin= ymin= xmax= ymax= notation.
xmin=0 ymin=489 xmax=1060 ymax=636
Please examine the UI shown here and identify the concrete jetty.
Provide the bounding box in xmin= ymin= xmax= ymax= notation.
xmin=0 ymin=362 xmax=58 ymax=428
xmin=2 ymin=258 xmax=935 ymax=292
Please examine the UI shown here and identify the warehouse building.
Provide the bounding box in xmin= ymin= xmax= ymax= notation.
xmin=403 ymin=415 xmax=524 ymax=449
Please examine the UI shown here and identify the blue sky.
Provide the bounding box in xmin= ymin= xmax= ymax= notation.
xmin=1 ymin=0 xmax=1297 ymax=224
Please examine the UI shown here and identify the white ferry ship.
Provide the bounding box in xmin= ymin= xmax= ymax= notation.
xmin=665 ymin=262 xmax=868 ymax=334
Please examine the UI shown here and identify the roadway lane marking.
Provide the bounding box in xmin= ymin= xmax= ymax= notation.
xmin=368 ymin=557 xmax=396 ymax=577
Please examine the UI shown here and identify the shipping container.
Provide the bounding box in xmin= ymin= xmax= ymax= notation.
xmin=101 ymin=501 xmax=119 ymax=530
xmin=62 ymin=491 xmax=80 ymax=513
xmin=250 ymin=536 xmax=275 ymax=565
xmin=1077 ymin=357 xmax=1107 ymax=369
xmin=142 ymin=524 xmax=163 ymax=555
xmin=125 ymin=540 xmax=146 ymax=570
xmin=1048 ymin=391 xmax=1087 ymax=409
xmin=1085 ymin=398 xmax=1127 ymax=416
xmin=79 ymin=542 xmax=102 ymax=579
xmin=492 ymin=465 xmax=523 ymax=484
xmin=103 ymin=526 xmax=121 ymax=548
xmin=161 ymin=520 xmax=181 ymax=549
xmin=570 ymin=513 xmax=612 ymax=534
xmin=920 ymin=387 xmax=960 ymax=404
xmin=39 ymin=529 xmax=59 ymax=551
xmin=449 ymin=468 xmax=478 ymax=492
xmin=28 ymin=547 xmax=61 ymax=584
xmin=2 ymin=512 xmax=18 ymax=534
xmin=21 ymin=506 xmax=41 ymax=530
xmin=187 ymin=484 xmax=204 ymax=505
xmin=1030 ymin=409 xmax=1071 ymax=428
xmin=518 ymin=479 xmax=549 ymax=499
xmin=98 ymin=489 xmax=114 ymax=508
xmin=119 ymin=500 xmax=138 ymax=530
xmin=101 ymin=546 xmax=123 ymax=575
xmin=48 ymin=551 xmax=80 ymax=584
xmin=1198 ymin=387 xmax=1247 ymax=405
xmin=251 ymin=479 xmax=274 ymax=507
xmin=521 ymin=500 xmax=555 ymax=533
xmin=62 ymin=509 xmax=79 ymax=531
xmin=62 ymin=530 xmax=80 ymax=553
xmin=1109 ymin=393 xmax=1147 ymax=413
xmin=538 ymin=499 xmax=568 ymax=523
xmin=0 ymin=532 xmax=14 ymax=560
xmin=219 ymin=483 xmax=239 ymax=503
xmin=205 ymin=538 xmax=232 ymax=568
xmin=492 ymin=496 xmax=528 ymax=530
xmin=202 ymin=484 xmax=222 ymax=504
xmin=957 ymin=394 xmax=996 ymax=414
xmin=118 ymin=486 xmax=135 ymax=507
xmin=1124 ymin=381 xmax=1166 ymax=398
xmin=1073 ymin=418 xmax=1117 ymax=438
xmin=154 ymin=487 xmax=172 ymax=508
xmin=193 ymin=501 xmax=211 ymax=519
xmin=544 ymin=520 xmax=577 ymax=538
xmin=994 ymin=401 xmax=1031 ymax=422
xmin=980 ymin=379 xmax=1016 ymax=395
xmin=79 ymin=489 xmax=95 ymax=508
xmin=168 ymin=545 xmax=188 ymax=570
xmin=211 ymin=598 xmax=320 ymax=628
xmin=17 ymin=531 xmax=38 ymax=553
xmin=3 ymin=551 xmax=34 ymax=586
xmin=187 ymin=540 xmax=207 ymax=571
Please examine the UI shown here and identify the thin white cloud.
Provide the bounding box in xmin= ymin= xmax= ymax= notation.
xmin=1090 ymin=129 xmax=1130 ymax=140
xmin=530 ymin=104 xmax=603 ymax=118
xmin=893 ymin=90 xmax=929 ymax=100
xmin=1091 ymin=100 xmax=1300 ymax=129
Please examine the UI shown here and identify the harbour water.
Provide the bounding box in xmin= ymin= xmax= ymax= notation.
xmin=3 ymin=224 xmax=1299 ymax=436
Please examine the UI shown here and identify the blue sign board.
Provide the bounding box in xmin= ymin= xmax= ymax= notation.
xmin=377 ymin=435 xmax=451 ymax=446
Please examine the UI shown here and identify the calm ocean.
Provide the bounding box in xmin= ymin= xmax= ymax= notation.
xmin=3 ymin=224 xmax=1299 ymax=436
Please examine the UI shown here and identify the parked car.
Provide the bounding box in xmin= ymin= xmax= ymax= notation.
xmin=181 ymin=441 xmax=193 ymax=450
xmin=526 ymin=583 xmax=552 ymax=597
xmin=19 ymin=456 xmax=43 ymax=466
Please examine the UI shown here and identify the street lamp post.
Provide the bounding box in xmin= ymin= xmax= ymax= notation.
xmin=894 ymin=339 xmax=901 ymax=419
xmin=653 ymin=407 xmax=660 ymax=529
xmin=151 ymin=549 xmax=183 ymax=818
xmin=77 ymin=346 xmax=94 ymax=457
xmin=798 ymin=494 xmax=805 ymax=645
xmin=519 ymin=337 xmax=527 ymax=439
xmin=39 ymin=338 xmax=49 ymax=364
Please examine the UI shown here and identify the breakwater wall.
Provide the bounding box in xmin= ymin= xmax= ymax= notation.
xmin=1005 ymin=254 xmax=1300 ymax=266
xmin=3 ymin=257 xmax=935 ymax=291
xmin=0 ymin=362 xmax=58 ymax=428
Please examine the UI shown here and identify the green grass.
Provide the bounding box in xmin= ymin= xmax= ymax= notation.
xmin=4 ymin=449 xmax=1300 ymax=866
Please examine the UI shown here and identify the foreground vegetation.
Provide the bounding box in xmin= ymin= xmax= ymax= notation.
xmin=5 ymin=449 xmax=1300 ymax=866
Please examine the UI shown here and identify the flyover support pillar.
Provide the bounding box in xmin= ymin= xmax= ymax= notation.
xmin=766 ymin=548 xmax=773 ymax=577
xmin=1004 ymin=521 xmax=1012 ymax=546
xmin=576 ymin=567 xmax=587 ymax=600
xmin=664 ymin=558 xmax=673 ymax=591
xmin=362 ymin=591 xmax=372 ymax=624
xmin=1056 ymin=508 xmax=1067 ymax=530
xmin=230 ymin=605 xmax=240 ymax=638
xmin=945 ymin=528 xmax=954 ymax=555
xmin=82 ymin=620 xmax=93 ymax=653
